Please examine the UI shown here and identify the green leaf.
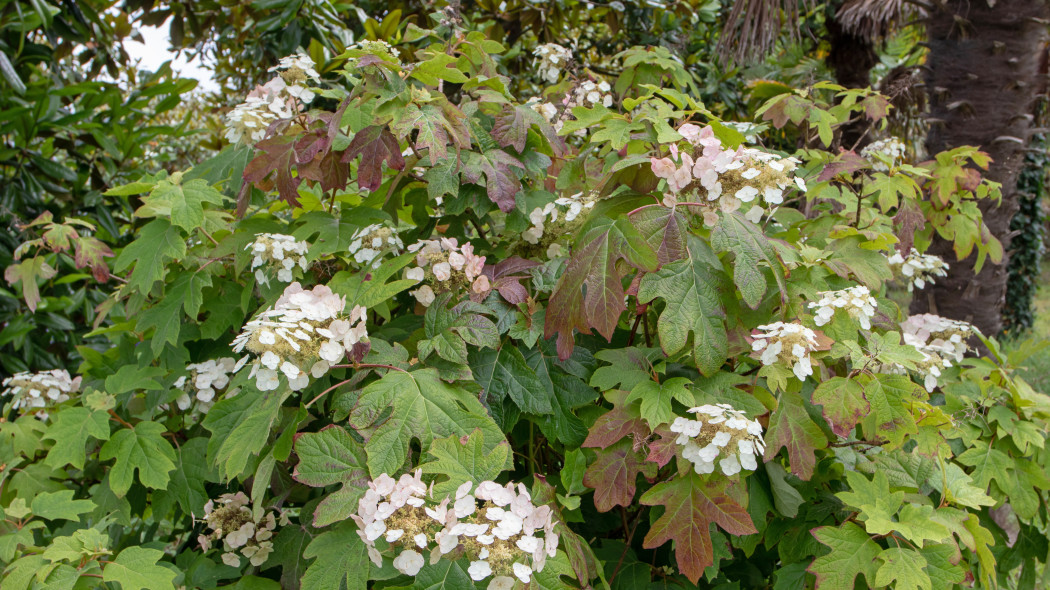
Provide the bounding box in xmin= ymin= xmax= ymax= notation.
xmin=640 ymin=472 xmax=756 ymax=584
xmin=420 ymin=429 xmax=513 ymax=499
xmin=589 ymin=116 xmax=639 ymax=150
xmin=392 ymin=103 xmax=467 ymax=166
xmin=301 ymin=522 xmax=369 ymax=590
xmin=418 ymin=298 xmax=499 ymax=366
xmin=711 ymin=212 xmax=787 ymax=309
xmin=469 ymin=345 xmax=552 ymax=415
xmin=874 ymin=548 xmax=931 ymax=590
xmin=292 ymin=425 xmax=370 ymax=527
xmin=112 ymin=219 xmax=187 ymax=295
xmin=763 ymin=391 xmax=828 ymax=481
xmin=349 ymin=369 xmax=506 ymax=476
xmin=859 ymin=373 xmax=924 ymax=447
xmin=928 ymin=462 xmax=996 ymax=509
xmin=637 ymin=236 xmax=729 ymax=375
xmin=811 ymin=377 xmax=867 ymax=438
xmin=545 ymin=216 xmax=659 ymax=359
xmin=30 ymin=490 xmax=94 ymax=521
xmin=102 ymin=547 xmax=176 ymax=590
xmin=168 ymin=438 xmax=216 ymax=516
xmin=136 ymin=271 xmax=214 ymax=356
xmin=138 ymin=176 xmax=226 ymax=231
xmin=99 ymin=421 xmax=177 ymax=497
xmin=808 ymin=522 xmax=880 ymax=590
xmin=523 ymin=342 xmax=600 ymax=447
xmin=410 ymin=52 xmax=469 ymax=85
xmin=104 ymin=365 xmax=165 ymax=395
xmin=623 ymin=377 xmax=693 ymax=429
xmin=203 ymin=385 xmax=285 ymax=480
xmin=0 ymin=416 xmax=46 ymax=459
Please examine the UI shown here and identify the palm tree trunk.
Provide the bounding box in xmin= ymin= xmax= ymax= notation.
xmin=910 ymin=0 xmax=1050 ymax=336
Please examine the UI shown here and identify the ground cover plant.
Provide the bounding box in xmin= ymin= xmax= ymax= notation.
xmin=3 ymin=11 xmax=1050 ymax=590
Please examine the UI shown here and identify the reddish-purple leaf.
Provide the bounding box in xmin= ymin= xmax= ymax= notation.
xmin=341 ymin=125 xmax=405 ymax=192
xmin=582 ymin=407 xmax=650 ymax=450
xmin=646 ymin=425 xmax=677 ymax=468
xmin=628 ymin=205 xmax=690 ymax=265
xmin=583 ymin=438 xmax=656 ymax=512
xmin=817 ymin=150 xmax=869 ymax=182
xmin=491 ymin=103 xmax=568 ymax=157
xmin=544 ymin=217 xmax=659 ymax=359
xmin=763 ymin=391 xmax=829 ymax=480
xmin=640 ymin=473 xmax=757 ymax=584
xmin=299 ymin=150 xmax=350 ymax=194
xmin=243 ymin=134 xmax=302 ymax=207
xmin=73 ymin=236 xmax=114 ymax=282
xmin=294 ymin=129 xmax=332 ymax=164
xmin=811 ymin=377 xmax=868 ymax=438
xmin=461 ymin=150 xmax=525 ymax=212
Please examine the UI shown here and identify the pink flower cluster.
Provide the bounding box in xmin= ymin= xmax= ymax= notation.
xmin=406 ymin=238 xmax=489 ymax=306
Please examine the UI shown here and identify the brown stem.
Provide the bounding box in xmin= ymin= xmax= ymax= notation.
xmin=107 ymin=410 xmax=133 ymax=429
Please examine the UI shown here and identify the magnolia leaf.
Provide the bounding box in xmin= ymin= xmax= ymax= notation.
xmin=583 ymin=438 xmax=656 ymax=512
xmin=763 ymin=391 xmax=828 ymax=481
xmin=292 ymin=425 xmax=370 ymax=527
xmin=99 ymin=421 xmax=177 ymax=497
xmin=349 ymin=369 xmax=506 ymax=476
xmin=102 ymin=547 xmax=176 ymax=590
xmin=637 ymin=236 xmax=729 ymax=375
xmin=420 ymin=429 xmax=513 ymax=499
xmin=545 ymin=216 xmax=659 ymax=359
xmin=640 ymin=472 xmax=756 ymax=584
xmin=808 ymin=523 xmax=881 ymax=590
xmin=42 ymin=407 xmax=110 ymax=470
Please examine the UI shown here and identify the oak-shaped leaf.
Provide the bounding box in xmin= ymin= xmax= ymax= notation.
xmin=531 ymin=475 xmax=605 ymax=587
xmin=42 ymin=406 xmax=110 ymax=470
xmin=711 ymin=212 xmax=787 ymax=309
xmin=583 ymin=438 xmax=656 ymax=512
xmin=99 ymin=421 xmax=177 ymax=497
xmin=628 ymin=205 xmax=689 ymax=265
xmin=72 ymin=235 xmax=114 ymax=281
xmin=638 ymin=235 xmax=729 ymax=376
xmin=243 ymin=134 xmax=302 ymax=207
xmin=470 ymin=345 xmax=553 ymax=416
xmin=102 ymin=547 xmax=176 ymax=590
xmin=420 ymin=429 xmax=513 ymax=499
xmin=340 ymin=125 xmax=405 ymax=191
xmin=292 ymin=425 xmax=370 ymax=527
xmin=461 ymin=149 xmax=525 ymax=212
xmin=4 ymin=256 xmax=56 ymax=312
xmin=491 ymin=103 xmax=567 ymax=156
xmin=112 ymin=219 xmax=187 ymax=296
xmin=763 ymin=390 xmax=828 ymax=481
xmin=417 ymin=295 xmax=500 ymax=366
xmin=301 ymin=522 xmax=370 ymax=590
xmin=545 ymin=216 xmax=659 ymax=359
xmin=348 ymin=369 xmax=506 ymax=476
xmin=811 ymin=376 xmax=868 ymax=438
xmin=808 ymin=522 xmax=881 ymax=590
xmin=392 ymin=103 xmax=470 ymax=165
xmin=640 ymin=472 xmax=757 ymax=584
xmin=480 ymin=256 xmax=540 ymax=304
xmin=582 ymin=406 xmax=650 ymax=450
xmin=521 ymin=341 xmax=600 ymax=447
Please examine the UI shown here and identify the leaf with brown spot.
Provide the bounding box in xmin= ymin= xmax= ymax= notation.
xmin=583 ymin=406 xmax=650 ymax=450
xmin=583 ymin=438 xmax=656 ymax=512
xmin=640 ymin=472 xmax=757 ymax=584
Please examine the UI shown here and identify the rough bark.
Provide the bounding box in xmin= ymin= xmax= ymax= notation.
xmin=911 ymin=0 xmax=1050 ymax=336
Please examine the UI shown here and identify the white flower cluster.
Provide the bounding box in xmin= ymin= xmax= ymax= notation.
xmin=224 ymin=53 xmax=320 ymax=144
xmin=406 ymin=238 xmax=488 ymax=306
xmin=808 ymin=285 xmax=878 ymax=330
xmin=530 ymin=78 xmax=614 ymax=136
xmin=231 ymin=283 xmax=366 ymax=392
xmin=723 ymin=121 xmax=760 ymax=143
xmin=901 ymin=313 xmax=975 ymax=364
xmin=523 ymin=192 xmax=596 ymax=258
xmin=751 ymin=322 xmax=819 ymax=381
xmin=199 ymin=492 xmax=288 ymax=567
xmin=861 ymin=137 xmax=907 ymax=172
xmin=652 ymin=124 xmax=806 ymax=225
xmin=671 ymin=404 xmax=765 ymax=476
xmin=173 ymin=358 xmax=242 ymax=415
xmin=887 ymin=249 xmax=948 ymax=291
xmin=348 ymin=223 xmax=404 ymax=269
xmin=248 ymin=233 xmax=310 ymax=285
xmin=0 ymin=369 xmax=80 ymax=421
xmin=351 ymin=471 xmax=559 ymax=587
xmin=534 ymin=43 xmax=572 ymax=84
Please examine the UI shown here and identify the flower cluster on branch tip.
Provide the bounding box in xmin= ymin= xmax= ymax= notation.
xmin=199 ymin=492 xmax=289 ymax=567
xmin=406 ymin=238 xmax=488 ymax=306
xmin=348 ymin=223 xmax=404 ymax=269
xmin=887 ymin=248 xmax=949 ymax=291
xmin=672 ymin=404 xmax=765 ymax=476
xmin=173 ymin=357 xmax=241 ymax=415
xmin=808 ymin=285 xmax=878 ymax=330
xmin=751 ymin=322 xmax=820 ymax=381
xmin=224 ymin=53 xmax=320 ymax=144
xmin=1 ymin=369 xmax=80 ymax=421
xmin=248 ymin=233 xmax=310 ymax=285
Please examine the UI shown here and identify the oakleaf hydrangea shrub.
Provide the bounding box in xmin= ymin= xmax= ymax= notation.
xmin=3 ymin=16 xmax=1046 ymax=590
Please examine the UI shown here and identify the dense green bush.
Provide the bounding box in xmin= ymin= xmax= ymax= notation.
xmin=2 ymin=15 xmax=1049 ymax=590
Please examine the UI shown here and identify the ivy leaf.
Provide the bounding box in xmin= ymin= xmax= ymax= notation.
xmin=811 ymin=376 xmax=868 ymax=438
xmin=623 ymin=377 xmax=693 ymax=429
xmin=42 ymin=407 xmax=110 ymax=470
xmin=545 ymin=217 xmax=659 ymax=359
xmin=301 ymin=522 xmax=369 ymax=590
xmin=763 ymin=391 xmax=828 ymax=481
xmin=341 ymin=125 xmax=405 ymax=191
xmin=102 ymin=547 xmax=176 ymax=590
xmin=30 ymin=490 xmax=94 ymax=521
xmin=711 ymin=212 xmax=787 ymax=309
xmin=420 ymin=430 xmax=513 ymax=499
xmin=292 ymin=425 xmax=369 ymax=528
xmin=461 ymin=149 xmax=525 ymax=212
xmin=99 ymin=421 xmax=177 ymax=497
xmin=583 ymin=438 xmax=656 ymax=512
xmin=348 ymin=369 xmax=506 ymax=476
xmin=808 ymin=523 xmax=880 ymax=590
xmin=639 ymin=472 xmax=757 ymax=584
xmin=112 ymin=219 xmax=187 ymax=295
xmin=637 ymin=236 xmax=729 ymax=375
xmin=4 ymin=256 xmax=56 ymax=312
xmin=874 ymin=548 xmax=931 ymax=590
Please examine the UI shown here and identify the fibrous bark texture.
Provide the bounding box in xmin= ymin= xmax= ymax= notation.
xmin=912 ymin=0 xmax=1050 ymax=336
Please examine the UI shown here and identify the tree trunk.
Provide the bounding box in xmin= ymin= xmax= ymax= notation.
xmin=910 ymin=0 xmax=1050 ymax=337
